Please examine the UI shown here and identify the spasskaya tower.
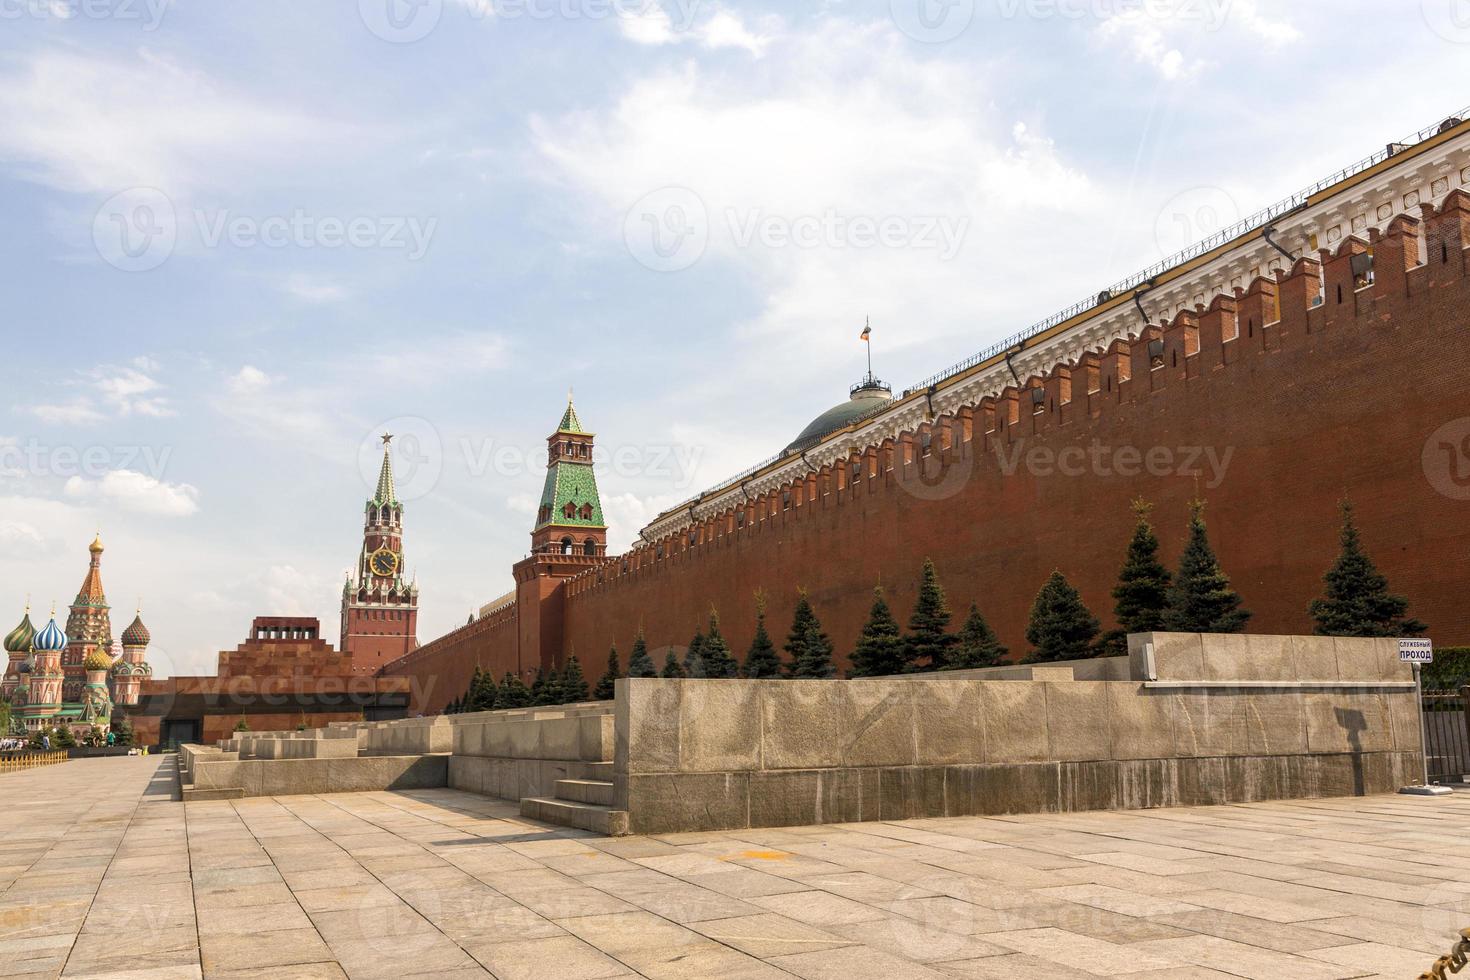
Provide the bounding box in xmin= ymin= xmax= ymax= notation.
xmin=340 ymin=433 xmax=419 ymax=671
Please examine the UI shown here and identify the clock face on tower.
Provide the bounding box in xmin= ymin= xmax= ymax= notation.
xmin=370 ymin=548 xmax=399 ymax=578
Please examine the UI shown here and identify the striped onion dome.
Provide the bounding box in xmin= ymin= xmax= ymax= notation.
xmin=4 ymin=612 xmax=35 ymax=653
xmin=83 ymin=646 xmax=113 ymax=672
xmin=121 ymin=614 xmax=150 ymax=647
xmin=33 ymin=617 xmax=68 ymax=652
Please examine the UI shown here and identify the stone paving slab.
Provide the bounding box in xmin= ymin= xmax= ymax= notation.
xmin=3 ymin=755 xmax=1470 ymax=978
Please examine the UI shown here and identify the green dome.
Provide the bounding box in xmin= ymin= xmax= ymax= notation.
xmin=782 ymin=378 xmax=894 ymax=457
xmin=4 ymin=612 xmax=35 ymax=654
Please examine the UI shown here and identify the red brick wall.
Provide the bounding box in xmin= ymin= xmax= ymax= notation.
xmin=391 ymin=198 xmax=1470 ymax=713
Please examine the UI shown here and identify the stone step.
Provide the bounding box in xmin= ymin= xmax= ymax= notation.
xmin=584 ymin=761 xmax=613 ymax=778
xmin=182 ymin=787 xmax=245 ymax=802
xmin=520 ymin=797 xmax=629 ymax=836
xmin=555 ymin=779 xmax=613 ymax=806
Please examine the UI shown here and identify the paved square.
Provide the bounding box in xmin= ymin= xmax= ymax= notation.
xmin=2 ymin=756 xmax=1467 ymax=978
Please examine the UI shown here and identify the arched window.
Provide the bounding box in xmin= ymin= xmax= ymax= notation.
xmin=583 ymin=539 xmax=596 ymax=556
xmin=561 ymin=537 xmax=574 ymax=555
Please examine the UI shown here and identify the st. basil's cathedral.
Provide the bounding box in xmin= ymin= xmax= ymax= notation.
xmin=1 ymin=535 xmax=153 ymax=735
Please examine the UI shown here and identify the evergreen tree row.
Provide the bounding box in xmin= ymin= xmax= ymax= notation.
xmin=442 ymin=496 xmax=1423 ymax=710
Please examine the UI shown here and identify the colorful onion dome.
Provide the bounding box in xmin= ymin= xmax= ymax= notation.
xmin=33 ymin=616 xmax=68 ymax=652
xmin=3 ymin=611 xmax=35 ymax=653
xmin=121 ymin=613 xmax=150 ymax=647
xmin=83 ymin=646 xmax=113 ymax=672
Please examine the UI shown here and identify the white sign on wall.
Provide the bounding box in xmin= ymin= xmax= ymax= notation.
xmin=1398 ymin=638 xmax=1434 ymax=663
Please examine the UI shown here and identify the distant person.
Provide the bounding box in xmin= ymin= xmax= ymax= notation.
xmin=106 ymin=730 xmax=116 ymax=747
xmin=42 ymin=733 xmax=51 ymax=751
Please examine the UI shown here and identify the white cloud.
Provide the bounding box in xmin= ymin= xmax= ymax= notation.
xmin=617 ymin=4 xmax=777 ymax=57
xmin=0 ymin=48 xmax=358 ymax=196
xmin=282 ymin=274 xmax=349 ymax=304
xmin=533 ymin=19 xmax=1096 ymax=380
xmin=23 ymin=359 xmax=172 ymax=426
xmin=0 ymin=519 xmax=46 ymax=554
xmin=1093 ymin=0 xmax=1299 ymax=80
xmin=28 ymin=401 xmax=107 ymax=426
xmin=63 ymin=470 xmax=200 ymax=517
xmin=227 ymin=365 xmax=272 ymax=395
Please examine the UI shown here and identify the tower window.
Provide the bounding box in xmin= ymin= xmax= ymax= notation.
xmin=561 ymin=537 xmax=574 ymax=555
xmin=563 ymin=501 xmax=576 ymax=518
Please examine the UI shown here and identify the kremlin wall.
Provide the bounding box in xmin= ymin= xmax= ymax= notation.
xmin=383 ymin=113 xmax=1470 ymax=715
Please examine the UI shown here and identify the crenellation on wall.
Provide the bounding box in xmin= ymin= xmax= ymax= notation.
xmin=387 ymin=188 xmax=1470 ymax=713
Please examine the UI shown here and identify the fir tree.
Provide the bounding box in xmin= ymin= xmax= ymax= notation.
xmin=55 ymin=724 xmax=77 ymax=749
xmin=660 ymin=650 xmax=687 ymax=678
xmin=1310 ymin=500 xmax=1426 ymax=637
xmin=783 ymin=589 xmax=817 ymax=670
xmin=742 ymin=592 xmax=785 ymax=678
xmin=1024 ymin=571 xmax=1101 ymax=663
xmin=529 ymin=667 xmax=548 ymax=705
xmin=904 ymin=558 xmax=954 ymax=671
xmin=233 ymin=717 xmax=251 ymax=732
xmin=561 ymin=655 xmax=590 ymax=702
xmin=538 ymin=665 xmax=567 ymax=706
xmin=474 ymin=668 xmax=500 ymax=711
xmin=1161 ymin=499 xmax=1251 ymax=633
xmin=683 ymin=630 xmax=706 ymax=678
xmin=593 ymin=644 xmax=621 ymax=700
xmin=700 ymin=610 xmax=739 ymax=678
xmin=497 ymin=672 xmax=532 ymax=708
xmin=946 ymin=602 xmax=1007 ymax=669
xmin=848 ymin=586 xmax=906 ymax=677
xmin=627 ymin=630 xmax=656 ymax=677
xmin=113 ymin=717 xmax=134 ymax=747
xmin=1102 ymin=498 xmax=1173 ymax=653
xmin=793 ymin=620 xmax=837 ymax=679
xmin=786 ymin=590 xmax=836 ymax=679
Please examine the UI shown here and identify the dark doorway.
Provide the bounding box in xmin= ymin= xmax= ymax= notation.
xmin=160 ymin=718 xmax=202 ymax=750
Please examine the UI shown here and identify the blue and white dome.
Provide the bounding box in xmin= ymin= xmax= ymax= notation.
xmin=33 ymin=617 xmax=68 ymax=652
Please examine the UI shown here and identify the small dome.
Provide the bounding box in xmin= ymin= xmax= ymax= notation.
xmin=89 ymin=534 xmax=105 ymax=554
xmin=33 ymin=617 xmax=68 ymax=652
xmin=83 ymin=646 xmax=113 ymax=672
xmin=121 ymin=614 xmax=150 ymax=648
xmin=3 ymin=612 xmax=35 ymax=654
xmin=783 ymin=377 xmax=894 ymax=457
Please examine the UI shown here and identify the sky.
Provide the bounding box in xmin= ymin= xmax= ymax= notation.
xmin=2 ymin=0 xmax=1467 ymax=677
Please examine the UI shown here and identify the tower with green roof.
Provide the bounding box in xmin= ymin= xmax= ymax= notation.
xmin=339 ymin=433 xmax=420 ymax=670
xmin=532 ymin=394 xmax=607 ymax=559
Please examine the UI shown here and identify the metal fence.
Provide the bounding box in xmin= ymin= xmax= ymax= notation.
xmin=1423 ymin=692 xmax=1470 ymax=784
xmin=0 ymin=751 xmax=69 ymax=773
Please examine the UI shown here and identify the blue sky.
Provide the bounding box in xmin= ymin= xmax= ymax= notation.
xmin=2 ymin=0 xmax=1466 ymax=676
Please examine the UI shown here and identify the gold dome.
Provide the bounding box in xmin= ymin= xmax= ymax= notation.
xmin=89 ymin=533 xmax=105 ymax=555
xmin=83 ymin=646 xmax=113 ymax=672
